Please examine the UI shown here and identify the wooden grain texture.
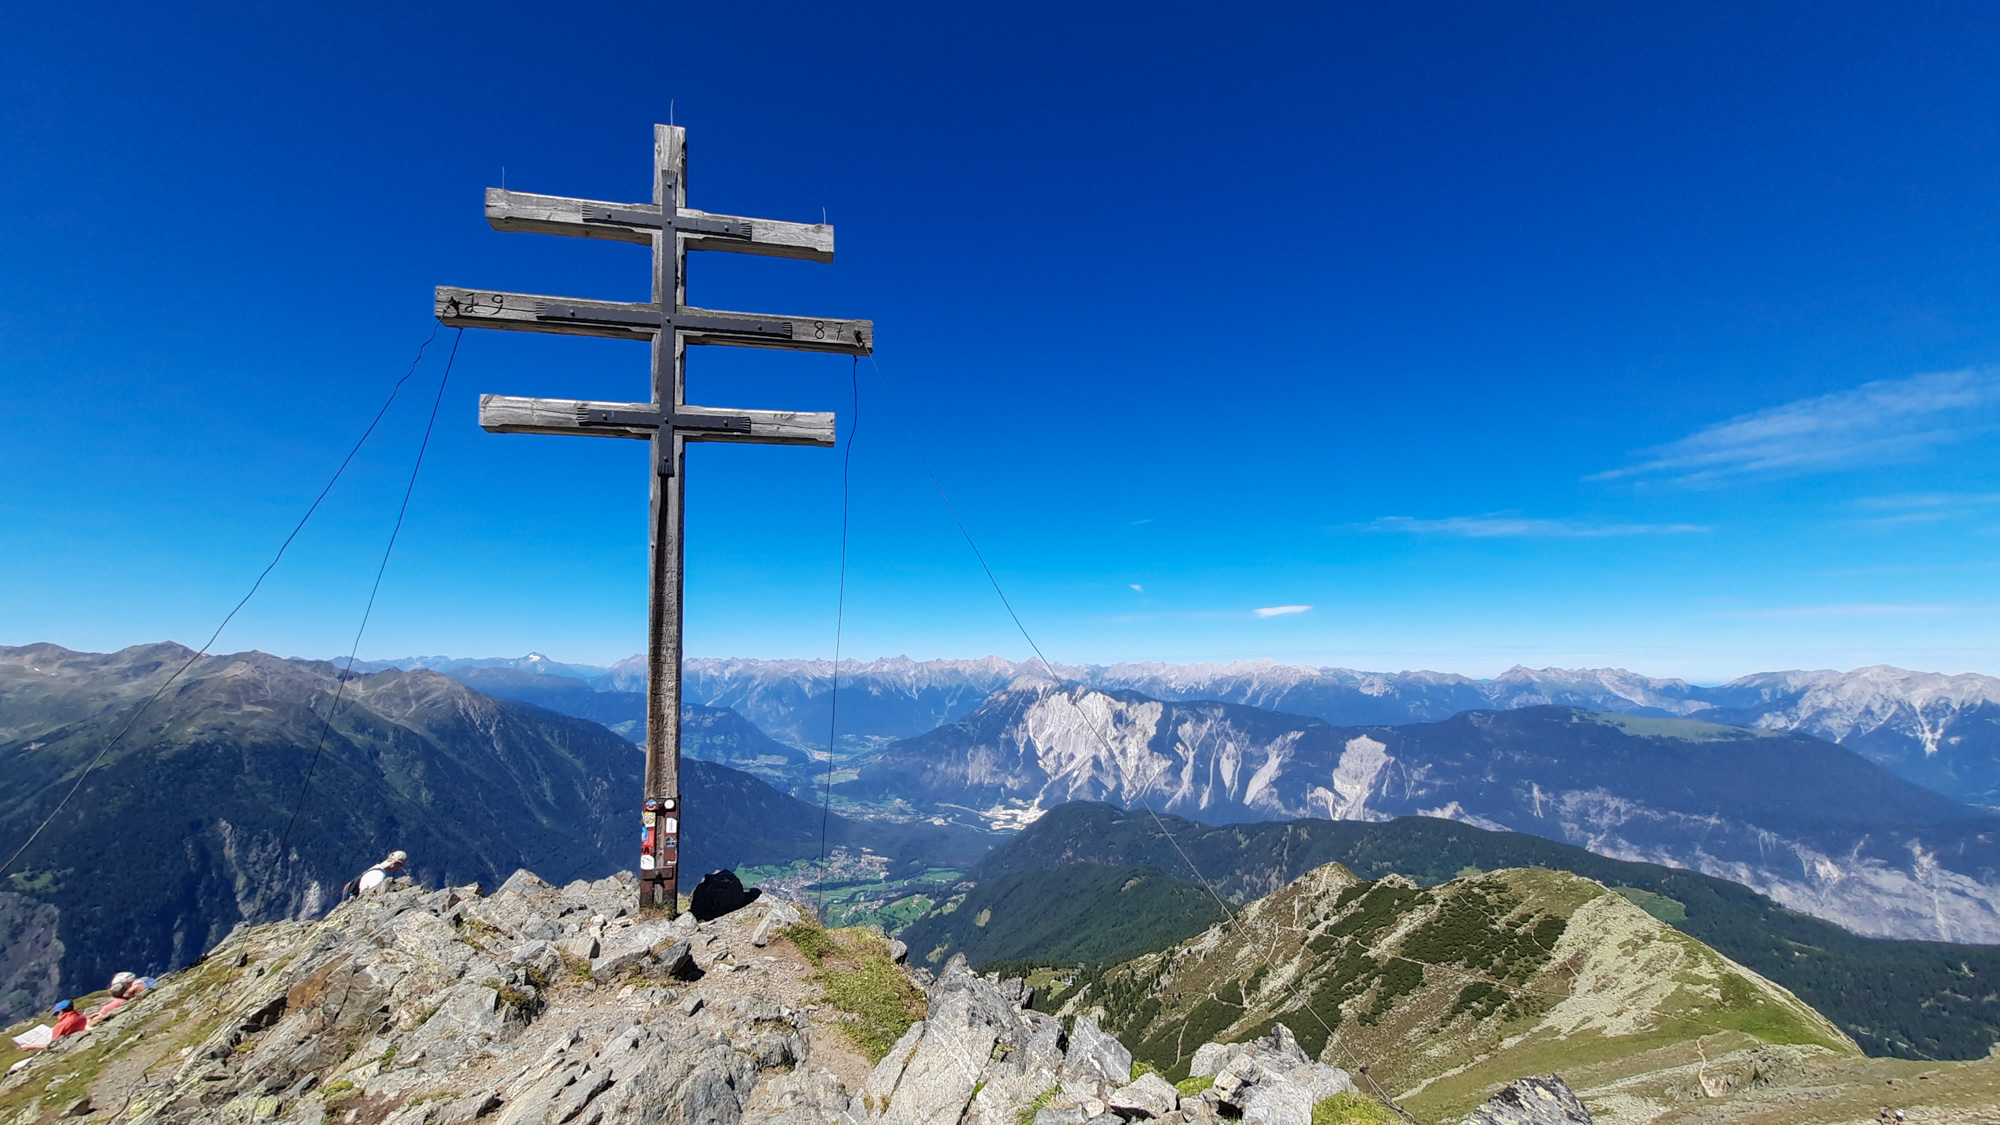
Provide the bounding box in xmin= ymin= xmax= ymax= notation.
xmin=646 ymin=123 xmax=687 ymax=914
xmin=478 ymin=395 xmax=835 ymax=446
xmin=437 ymin=287 xmax=654 ymax=340
xmin=484 ymin=188 xmax=835 ymax=262
xmin=435 ymin=286 xmax=873 ymax=354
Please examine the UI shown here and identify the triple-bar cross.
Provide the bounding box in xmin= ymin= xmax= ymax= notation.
xmin=436 ymin=124 xmax=872 ymax=913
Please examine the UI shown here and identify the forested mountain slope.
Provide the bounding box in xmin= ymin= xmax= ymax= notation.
xmin=1058 ymin=863 xmax=1855 ymax=1123
xmin=970 ymin=802 xmax=2000 ymax=1060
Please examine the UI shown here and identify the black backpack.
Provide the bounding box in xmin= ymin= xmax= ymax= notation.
xmin=690 ymin=869 xmax=762 ymax=922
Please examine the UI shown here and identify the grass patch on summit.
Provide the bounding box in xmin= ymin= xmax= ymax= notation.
xmin=783 ymin=921 xmax=926 ymax=1062
xmin=1313 ymin=1092 xmax=1399 ymax=1124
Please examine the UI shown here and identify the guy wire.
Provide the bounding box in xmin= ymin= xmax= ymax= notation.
xmin=817 ymin=356 xmax=859 ymax=917
xmin=266 ymin=327 xmax=464 ymax=905
xmin=0 ymin=322 xmax=446 ymax=882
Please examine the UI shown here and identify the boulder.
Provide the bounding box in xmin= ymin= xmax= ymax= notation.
xmin=1206 ymin=1024 xmax=1356 ymax=1125
xmin=1063 ymin=1016 xmax=1133 ymax=1088
xmin=875 ymin=985 xmax=999 ymax=1124
xmin=557 ymin=933 xmax=599 ymax=961
xmin=652 ymin=940 xmax=701 ymax=981
xmin=751 ymin=900 xmax=805 ymax=947
xmin=1107 ymin=1071 xmax=1179 ymax=1118
xmin=1462 ymin=1075 xmax=1593 ymax=1125
xmin=590 ymin=948 xmax=648 ymax=983
xmin=509 ymin=940 xmax=561 ymax=984
xmin=1189 ymin=1041 xmax=1235 ymax=1079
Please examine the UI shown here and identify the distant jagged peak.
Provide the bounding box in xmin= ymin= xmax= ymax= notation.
xmin=1491 ymin=663 xmax=1696 ymax=691
xmin=1724 ymin=663 xmax=2000 ymax=701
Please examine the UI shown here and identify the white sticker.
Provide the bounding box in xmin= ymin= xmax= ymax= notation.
xmin=639 ymin=854 xmax=656 ymax=870
xmin=643 ymin=812 xmax=657 ymax=826
xmin=661 ymin=817 xmax=679 ymax=833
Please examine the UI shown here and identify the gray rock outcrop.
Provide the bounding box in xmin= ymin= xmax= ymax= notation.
xmin=1186 ymin=1023 xmax=1358 ymax=1125
xmin=1463 ymin=1074 xmax=1593 ymax=1125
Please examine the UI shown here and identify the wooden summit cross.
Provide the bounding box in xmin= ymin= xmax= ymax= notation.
xmin=435 ymin=124 xmax=872 ymax=913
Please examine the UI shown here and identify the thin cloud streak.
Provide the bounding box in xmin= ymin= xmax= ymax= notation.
xmin=1254 ymin=605 xmax=1312 ymax=617
xmin=1716 ymin=603 xmax=1976 ymax=619
xmin=1366 ymin=515 xmax=1710 ymax=538
xmin=1595 ymin=369 xmax=2000 ymax=485
xmin=1850 ymin=493 xmax=2000 ymax=528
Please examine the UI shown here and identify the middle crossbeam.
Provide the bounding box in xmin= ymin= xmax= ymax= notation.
xmin=434 ymin=287 xmax=871 ymax=353
xmin=478 ymin=395 xmax=835 ymax=445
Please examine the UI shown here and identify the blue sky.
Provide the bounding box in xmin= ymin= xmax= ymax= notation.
xmin=4 ymin=2 xmax=1999 ymax=681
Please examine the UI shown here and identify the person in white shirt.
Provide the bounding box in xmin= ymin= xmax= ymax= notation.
xmin=344 ymin=850 xmax=408 ymax=900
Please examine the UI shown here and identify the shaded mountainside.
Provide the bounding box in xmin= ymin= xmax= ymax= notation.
xmin=0 ymin=643 xmax=986 ymax=1026
xmin=847 ymin=679 xmax=2000 ymax=942
xmin=981 ymin=803 xmax=2000 ymax=1060
xmin=440 ymin=665 xmax=817 ymax=789
xmin=1058 ymin=863 xmax=1856 ymax=1123
xmin=438 ymin=665 xmax=647 ymax=734
xmin=896 ymin=863 xmax=1226 ymax=970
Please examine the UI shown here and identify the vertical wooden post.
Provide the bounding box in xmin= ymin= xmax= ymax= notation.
xmin=643 ymin=125 xmax=688 ymax=913
xmin=439 ymin=124 xmax=868 ymax=916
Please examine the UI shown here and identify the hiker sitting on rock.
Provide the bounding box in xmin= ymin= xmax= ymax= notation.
xmin=343 ymin=850 xmax=408 ymax=901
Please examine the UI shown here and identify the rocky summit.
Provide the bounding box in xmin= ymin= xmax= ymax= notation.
xmin=0 ymin=871 xmax=1411 ymax=1125
xmin=10 ymin=866 xmax=2000 ymax=1124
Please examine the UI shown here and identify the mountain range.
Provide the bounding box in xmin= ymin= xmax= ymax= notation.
xmin=341 ymin=652 xmax=2000 ymax=943
xmin=357 ymin=654 xmax=2000 ymax=808
xmin=13 ymin=641 xmax=2000 ymax=1075
xmin=845 ymin=678 xmax=2000 ymax=942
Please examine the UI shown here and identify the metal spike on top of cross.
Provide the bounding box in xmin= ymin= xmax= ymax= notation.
xmin=434 ymin=124 xmax=873 ymax=914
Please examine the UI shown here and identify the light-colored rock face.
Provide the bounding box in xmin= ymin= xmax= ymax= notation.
xmin=1462 ymin=1075 xmax=1594 ymax=1125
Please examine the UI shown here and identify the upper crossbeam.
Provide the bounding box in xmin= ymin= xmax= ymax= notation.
xmin=484 ymin=188 xmax=835 ymax=262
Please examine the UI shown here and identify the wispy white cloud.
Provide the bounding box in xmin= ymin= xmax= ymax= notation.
xmin=1129 ymin=583 xmax=1145 ymax=592
xmin=1366 ymin=515 xmax=1709 ymax=538
xmin=1254 ymin=604 xmax=1312 ymax=617
xmin=1710 ymin=603 xmax=1982 ymax=619
xmin=1848 ymin=492 xmax=2000 ymax=527
xmin=1855 ymin=492 xmax=2000 ymax=510
xmin=1595 ymin=369 xmax=2000 ymax=485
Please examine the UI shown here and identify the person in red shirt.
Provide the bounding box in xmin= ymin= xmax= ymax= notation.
xmin=49 ymin=1001 xmax=84 ymax=1041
